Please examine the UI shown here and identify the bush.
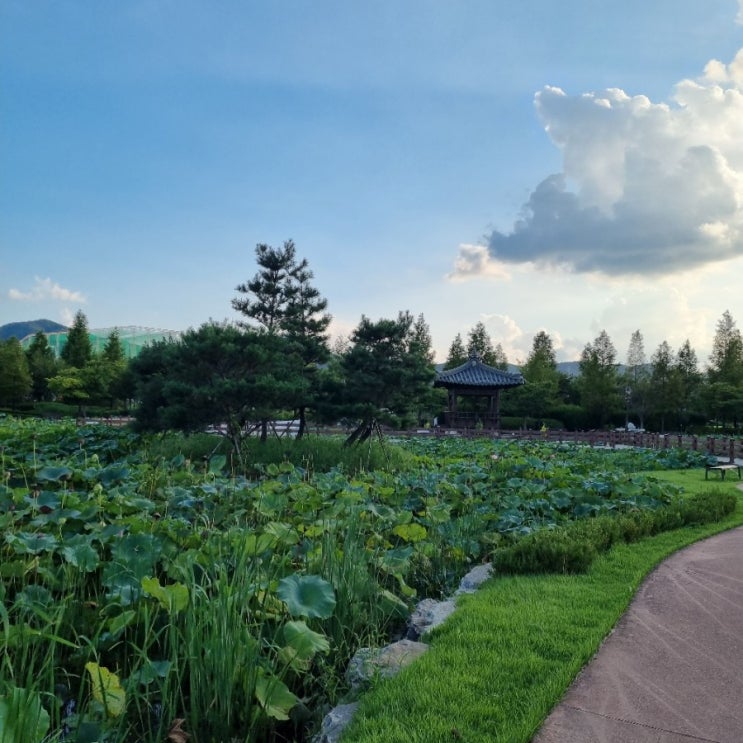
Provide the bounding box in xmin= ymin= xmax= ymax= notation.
xmin=680 ymin=489 xmax=736 ymax=524
xmin=492 ymin=528 xmax=597 ymax=574
xmin=491 ymin=490 xmax=735 ymax=576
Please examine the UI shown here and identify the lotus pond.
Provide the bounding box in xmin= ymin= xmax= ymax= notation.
xmin=0 ymin=416 xmax=709 ymax=742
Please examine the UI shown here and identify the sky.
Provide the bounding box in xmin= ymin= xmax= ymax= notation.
xmin=2 ymin=1 xmax=743 ymax=365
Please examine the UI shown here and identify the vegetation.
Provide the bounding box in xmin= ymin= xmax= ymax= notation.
xmin=0 ymin=416 xmax=724 ymax=742
xmin=341 ymin=472 xmax=743 ymax=743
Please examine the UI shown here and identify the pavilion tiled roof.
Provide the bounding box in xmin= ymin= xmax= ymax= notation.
xmin=434 ymin=355 xmax=525 ymax=388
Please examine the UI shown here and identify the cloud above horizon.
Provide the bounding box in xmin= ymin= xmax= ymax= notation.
xmin=454 ymin=47 xmax=743 ymax=280
xmin=8 ymin=277 xmax=86 ymax=304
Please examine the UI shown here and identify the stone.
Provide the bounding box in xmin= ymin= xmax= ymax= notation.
xmin=346 ymin=639 xmax=429 ymax=691
xmin=455 ymin=563 xmax=493 ymax=594
xmin=407 ymin=597 xmax=457 ymax=639
xmin=313 ymin=702 xmax=359 ymax=743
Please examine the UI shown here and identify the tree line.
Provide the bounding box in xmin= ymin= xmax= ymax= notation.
xmin=1 ymin=241 xmax=742 ymax=437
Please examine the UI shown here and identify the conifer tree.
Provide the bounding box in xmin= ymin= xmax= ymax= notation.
xmin=61 ymin=310 xmax=92 ymax=368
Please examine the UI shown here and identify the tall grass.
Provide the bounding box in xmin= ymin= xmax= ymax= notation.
xmin=144 ymin=432 xmax=414 ymax=477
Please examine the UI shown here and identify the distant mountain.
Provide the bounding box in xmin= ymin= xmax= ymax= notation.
xmin=0 ymin=319 xmax=69 ymax=341
xmin=556 ymin=361 xmax=581 ymax=377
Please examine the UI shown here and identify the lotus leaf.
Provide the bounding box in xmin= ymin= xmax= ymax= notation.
xmin=392 ymin=523 xmax=428 ymax=543
xmin=61 ymin=536 xmax=100 ymax=572
xmin=254 ymin=673 xmax=299 ymax=721
xmin=85 ymin=662 xmax=126 ymax=717
xmin=35 ymin=465 xmax=73 ymax=482
xmin=277 ymin=574 xmax=336 ymax=619
xmin=141 ymin=576 xmax=189 ymax=614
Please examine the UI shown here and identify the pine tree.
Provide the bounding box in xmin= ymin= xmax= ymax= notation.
xmin=61 ymin=310 xmax=92 ymax=368
xmin=232 ymin=241 xmax=298 ymax=333
xmin=25 ymin=330 xmax=57 ymax=401
xmin=578 ymin=330 xmax=619 ymax=427
xmin=466 ymin=322 xmax=496 ymax=365
xmin=709 ymin=310 xmax=743 ymax=386
xmin=445 ymin=333 xmax=467 ymax=369
xmin=0 ymin=338 xmax=32 ymax=408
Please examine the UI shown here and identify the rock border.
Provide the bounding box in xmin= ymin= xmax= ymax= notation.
xmin=314 ymin=563 xmax=493 ymax=743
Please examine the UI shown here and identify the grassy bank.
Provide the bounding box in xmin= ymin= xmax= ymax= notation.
xmin=341 ymin=471 xmax=743 ymax=743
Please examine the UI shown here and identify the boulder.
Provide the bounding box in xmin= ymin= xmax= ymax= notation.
xmin=346 ymin=639 xmax=429 ymax=691
xmin=314 ymin=702 xmax=359 ymax=743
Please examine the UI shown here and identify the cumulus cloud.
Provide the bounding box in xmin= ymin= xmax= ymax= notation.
xmin=481 ymin=49 xmax=743 ymax=277
xmin=8 ymin=276 xmax=86 ymax=303
xmin=447 ymin=244 xmax=511 ymax=281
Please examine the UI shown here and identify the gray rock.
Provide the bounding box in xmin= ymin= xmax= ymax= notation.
xmin=407 ymin=597 xmax=457 ymax=639
xmin=455 ymin=563 xmax=493 ymax=594
xmin=314 ymin=702 xmax=359 ymax=743
xmin=346 ymin=639 xmax=429 ymax=691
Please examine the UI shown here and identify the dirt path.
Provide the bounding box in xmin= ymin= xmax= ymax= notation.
xmin=532 ymin=525 xmax=743 ymax=742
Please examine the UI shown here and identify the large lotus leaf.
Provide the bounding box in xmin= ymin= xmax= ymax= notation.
xmin=208 ymin=455 xmax=227 ymax=474
xmin=61 ymin=537 xmax=100 ymax=572
xmin=35 ymin=466 xmax=73 ymax=483
xmin=97 ymin=465 xmax=130 ymax=487
xmin=141 ymin=576 xmax=189 ymax=614
xmin=283 ymin=620 xmax=330 ymax=656
xmin=254 ymin=673 xmax=299 ymax=721
xmin=6 ymin=531 xmax=59 ymax=555
xmin=85 ymin=662 xmax=125 ymax=717
xmin=0 ymin=687 xmax=50 ymax=743
xmin=392 ymin=523 xmax=428 ymax=543
xmin=111 ymin=534 xmax=164 ymax=578
xmin=277 ymin=574 xmax=336 ymax=619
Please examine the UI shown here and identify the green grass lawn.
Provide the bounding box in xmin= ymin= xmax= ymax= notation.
xmin=340 ymin=470 xmax=743 ymax=743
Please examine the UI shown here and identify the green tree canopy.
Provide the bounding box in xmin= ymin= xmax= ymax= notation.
xmin=0 ymin=338 xmax=32 ymax=408
xmin=130 ymin=323 xmax=304 ymax=460
xmin=578 ymin=330 xmax=620 ymax=428
xmin=25 ymin=330 xmax=57 ymax=402
xmin=341 ymin=312 xmax=436 ymax=439
xmin=445 ymin=333 xmax=467 ymax=369
xmin=61 ymin=310 xmax=92 ymax=368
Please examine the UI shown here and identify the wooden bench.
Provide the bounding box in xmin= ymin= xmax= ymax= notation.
xmin=705 ymin=463 xmax=742 ymax=480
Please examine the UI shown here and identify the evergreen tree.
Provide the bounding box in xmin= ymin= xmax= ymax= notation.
xmin=233 ymin=240 xmax=330 ymax=439
xmin=25 ymin=330 xmax=57 ymax=402
xmin=707 ymin=311 xmax=743 ymax=429
xmin=578 ymin=330 xmax=620 ymax=428
xmin=445 ymin=333 xmax=467 ymax=369
xmin=232 ymin=240 xmax=298 ymax=333
xmin=341 ymin=312 xmax=435 ymax=439
xmin=623 ymin=329 xmax=650 ymax=429
xmin=61 ymin=310 xmax=92 ymax=368
xmin=466 ymin=322 xmax=496 ymax=365
xmin=103 ymin=329 xmax=125 ymax=363
xmin=0 ymin=338 xmax=32 ymax=409
xmin=282 ymin=260 xmax=332 ymax=437
xmin=709 ymin=310 xmax=743 ymax=386
xmin=407 ymin=313 xmax=439 ymax=425
xmin=492 ymin=342 xmax=508 ymax=371
xmin=512 ymin=331 xmax=560 ymax=424
xmin=675 ymin=339 xmax=702 ymax=430
xmin=649 ymin=341 xmax=678 ymax=433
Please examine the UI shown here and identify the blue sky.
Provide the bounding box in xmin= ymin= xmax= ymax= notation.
xmin=2 ymin=1 xmax=742 ymax=364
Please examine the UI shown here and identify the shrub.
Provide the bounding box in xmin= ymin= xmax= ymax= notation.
xmin=491 ymin=490 xmax=735 ymax=576
xmin=492 ymin=528 xmax=597 ymax=575
xmin=680 ymin=489 xmax=736 ymax=524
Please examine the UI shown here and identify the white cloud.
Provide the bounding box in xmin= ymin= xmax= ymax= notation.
xmin=447 ymin=244 xmax=511 ymax=282
xmin=475 ymin=48 xmax=743 ymax=278
xmin=8 ymin=276 xmax=86 ymax=303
